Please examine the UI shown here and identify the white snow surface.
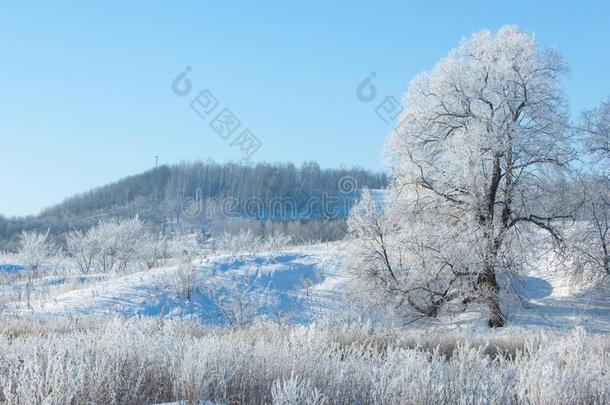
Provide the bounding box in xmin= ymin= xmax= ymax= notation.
xmin=19 ymin=243 xmax=350 ymax=325
xmin=9 ymin=241 xmax=610 ymax=332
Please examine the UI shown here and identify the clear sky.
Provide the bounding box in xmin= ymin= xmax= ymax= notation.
xmin=1 ymin=0 xmax=609 ymax=217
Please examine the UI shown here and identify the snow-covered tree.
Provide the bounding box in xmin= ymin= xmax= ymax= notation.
xmin=139 ymin=233 xmax=168 ymax=269
xmin=66 ymin=229 xmax=100 ymax=273
xmin=173 ymin=262 xmax=198 ymax=301
xmin=348 ymin=189 xmax=469 ymax=322
xmin=355 ymin=26 xmax=573 ymax=327
xmin=582 ymin=99 xmax=610 ymax=169
xmin=18 ymin=230 xmax=57 ymax=308
xmin=66 ymin=217 xmax=149 ymax=273
xmin=568 ymin=177 xmax=609 ymax=282
xmin=568 ymin=101 xmax=610 ymax=282
xmin=18 ymin=230 xmax=56 ymax=271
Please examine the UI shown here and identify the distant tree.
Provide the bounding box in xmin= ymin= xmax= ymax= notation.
xmin=66 ymin=217 xmax=149 ymax=273
xmin=568 ymin=101 xmax=610 ymax=283
xmin=18 ymin=230 xmax=57 ymax=308
xmin=568 ymin=177 xmax=609 ymax=282
xmin=139 ymin=233 xmax=168 ymax=269
xmin=166 ymin=233 xmax=200 ymax=261
xmin=582 ymin=99 xmax=610 ymax=168
xmin=18 ymin=230 xmax=56 ymax=271
xmin=66 ymin=229 xmax=99 ymax=273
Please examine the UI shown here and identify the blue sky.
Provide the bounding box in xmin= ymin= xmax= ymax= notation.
xmin=1 ymin=0 xmax=609 ymax=216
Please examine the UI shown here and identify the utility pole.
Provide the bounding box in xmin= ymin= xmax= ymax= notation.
xmin=153 ymin=155 xmax=159 ymax=208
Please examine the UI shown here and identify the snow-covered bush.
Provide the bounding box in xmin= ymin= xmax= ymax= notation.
xmin=173 ymin=262 xmax=198 ymax=301
xmin=138 ymin=233 xmax=167 ymax=269
xmin=219 ymin=229 xmax=262 ymax=256
xmin=100 ymin=217 xmax=146 ymax=272
xmin=202 ymin=268 xmax=268 ymax=329
xmin=262 ymin=232 xmax=292 ymax=253
xmin=167 ymin=233 xmax=200 ymax=262
xmin=0 ymin=317 xmax=607 ymax=405
xmin=271 ymin=374 xmax=327 ymax=405
xmin=218 ymin=229 xmax=293 ymax=258
xmin=66 ymin=217 xmax=152 ymax=273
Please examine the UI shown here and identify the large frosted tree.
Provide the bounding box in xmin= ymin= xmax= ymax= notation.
xmin=352 ymin=26 xmax=573 ymax=327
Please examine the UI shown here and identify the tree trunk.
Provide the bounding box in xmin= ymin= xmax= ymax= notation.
xmin=478 ymin=154 xmax=506 ymax=328
xmin=487 ymin=293 xmax=505 ymax=328
xmin=478 ymin=269 xmax=505 ymax=328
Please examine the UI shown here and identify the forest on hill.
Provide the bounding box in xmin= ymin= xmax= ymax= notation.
xmin=0 ymin=161 xmax=387 ymax=251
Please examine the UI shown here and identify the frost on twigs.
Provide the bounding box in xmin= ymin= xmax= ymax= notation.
xmin=349 ymin=26 xmax=575 ymax=327
xmin=0 ymin=317 xmax=607 ymax=404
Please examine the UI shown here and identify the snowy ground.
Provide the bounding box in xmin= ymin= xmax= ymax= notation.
xmin=7 ymin=243 xmax=351 ymax=325
xmin=2 ymin=241 xmax=609 ymax=332
xmin=508 ymin=266 xmax=610 ymax=332
xmin=1 ymin=241 xmax=610 ymax=404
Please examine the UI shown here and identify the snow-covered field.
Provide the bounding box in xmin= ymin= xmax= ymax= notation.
xmin=8 ymin=243 xmax=348 ymax=324
xmin=0 ymin=241 xmax=609 ymax=404
xmin=1 ymin=314 xmax=608 ymax=404
xmin=2 ymin=241 xmax=608 ymax=333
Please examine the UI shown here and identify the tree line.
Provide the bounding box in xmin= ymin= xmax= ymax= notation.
xmin=0 ymin=161 xmax=387 ymax=251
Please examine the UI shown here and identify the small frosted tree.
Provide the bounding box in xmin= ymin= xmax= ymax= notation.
xmin=18 ymin=230 xmax=57 ymax=308
xmin=354 ymin=26 xmax=573 ymax=327
xmin=66 ymin=217 xmax=149 ymax=273
xmin=167 ymin=233 xmax=200 ymax=262
xmin=66 ymin=229 xmax=100 ymax=273
xmin=139 ymin=233 xmax=167 ymax=269
xmin=18 ymin=230 xmax=56 ymax=271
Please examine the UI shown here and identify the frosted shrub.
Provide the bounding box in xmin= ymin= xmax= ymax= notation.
xmin=271 ymin=374 xmax=327 ymax=405
xmin=0 ymin=317 xmax=607 ymax=404
xmin=139 ymin=233 xmax=168 ymax=269
xmin=66 ymin=229 xmax=99 ymax=273
xmin=66 ymin=217 xmax=148 ymax=273
xmin=17 ymin=230 xmax=57 ymax=309
xmin=167 ymin=233 xmax=200 ymax=262
xmin=263 ymin=232 xmax=293 ymax=254
xmin=203 ymin=269 xmax=269 ymax=329
xmin=173 ymin=263 xmax=198 ymax=301
xmin=218 ymin=230 xmax=292 ymax=259
xmin=219 ymin=229 xmax=262 ymax=257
